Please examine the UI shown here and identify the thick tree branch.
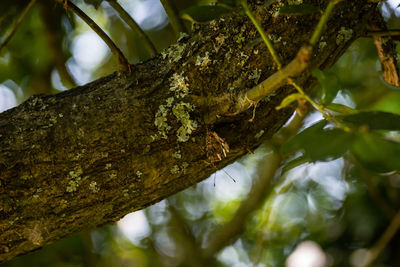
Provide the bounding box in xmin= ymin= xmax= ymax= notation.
xmin=0 ymin=0 xmax=375 ymax=262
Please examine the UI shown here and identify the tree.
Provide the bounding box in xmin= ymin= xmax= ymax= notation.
xmin=1 ymin=0 xmax=400 ymax=266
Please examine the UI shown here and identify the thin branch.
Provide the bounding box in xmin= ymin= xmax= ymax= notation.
xmin=38 ymin=2 xmax=77 ymax=88
xmin=160 ymin=0 xmax=187 ymax=36
xmin=236 ymin=45 xmax=312 ymax=112
xmin=241 ymin=0 xmax=282 ymax=69
xmin=108 ymin=0 xmax=157 ymax=58
xmin=361 ymin=210 xmax=400 ymax=267
xmin=366 ymin=29 xmax=400 ymax=37
xmin=309 ymin=0 xmax=341 ymax=46
xmin=58 ymin=0 xmax=131 ymax=72
xmin=0 ymin=0 xmax=37 ymax=53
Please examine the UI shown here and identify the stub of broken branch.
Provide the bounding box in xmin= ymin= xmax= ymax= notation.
xmin=234 ymin=45 xmax=312 ymax=113
xmin=369 ymin=14 xmax=400 ymax=87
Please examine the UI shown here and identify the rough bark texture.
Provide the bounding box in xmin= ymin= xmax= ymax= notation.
xmin=0 ymin=0 xmax=376 ymax=262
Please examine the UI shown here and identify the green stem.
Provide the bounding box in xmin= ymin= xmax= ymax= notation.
xmin=309 ymin=0 xmax=341 ymax=46
xmin=60 ymin=0 xmax=131 ymax=72
xmin=241 ymin=0 xmax=282 ymax=69
xmin=160 ymin=0 xmax=187 ymax=36
xmin=108 ymin=0 xmax=157 ymax=57
xmin=290 ymin=79 xmax=350 ymax=131
xmin=0 ymin=0 xmax=37 ymax=52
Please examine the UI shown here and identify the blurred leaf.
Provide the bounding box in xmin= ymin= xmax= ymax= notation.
xmin=312 ymin=69 xmax=341 ymax=104
xmin=282 ymin=155 xmax=310 ymax=173
xmin=283 ymin=120 xmax=354 ymax=162
xmin=276 ymin=93 xmax=304 ymax=110
xmin=212 ymin=199 xmax=240 ymax=223
xmin=180 ymin=5 xmax=232 ymax=23
xmin=341 ymin=111 xmax=400 ymax=131
xmin=325 ymin=103 xmax=357 ymax=115
xmin=351 ymin=133 xmax=400 ymax=172
xmin=83 ymin=0 xmax=104 ymax=9
xmin=279 ymin=3 xmax=320 ymax=15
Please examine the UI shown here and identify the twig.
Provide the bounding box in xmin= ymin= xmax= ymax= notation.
xmin=0 ymin=0 xmax=37 ymax=52
xmin=38 ymin=2 xmax=77 ymax=88
xmin=108 ymin=0 xmax=157 ymax=57
xmin=309 ymin=0 xmax=341 ymax=46
xmin=242 ymin=45 xmax=311 ymax=105
xmin=58 ymin=0 xmax=131 ymax=72
xmin=241 ymin=0 xmax=282 ymax=69
xmin=160 ymin=0 xmax=187 ymax=36
xmin=238 ymin=0 xmax=351 ymax=132
xmin=361 ymin=210 xmax=400 ymax=267
xmin=366 ymin=29 xmax=400 ymax=37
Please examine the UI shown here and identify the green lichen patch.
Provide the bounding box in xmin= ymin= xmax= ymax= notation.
xmin=89 ymin=181 xmax=99 ymax=193
xmin=169 ymin=72 xmax=189 ymax=98
xmin=196 ymin=52 xmax=211 ymax=68
xmin=153 ymin=72 xmax=198 ymax=142
xmin=172 ymin=102 xmax=198 ymax=142
xmin=172 ymin=150 xmax=182 ymax=159
xmin=248 ymin=68 xmax=262 ymax=84
xmin=155 ymin=105 xmax=172 ymax=139
xmin=66 ymin=177 xmax=81 ymax=193
xmin=336 ymin=27 xmax=353 ymax=45
xmin=161 ymin=41 xmax=188 ymax=63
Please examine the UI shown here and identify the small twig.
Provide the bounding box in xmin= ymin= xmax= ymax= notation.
xmin=58 ymin=0 xmax=131 ymax=72
xmin=0 ymin=0 xmax=37 ymax=52
xmin=309 ymin=0 xmax=341 ymax=46
xmin=238 ymin=45 xmax=312 ymax=109
xmin=108 ymin=0 xmax=157 ymax=57
xmin=160 ymin=0 xmax=187 ymax=36
xmin=289 ymin=78 xmax=351 ymax=131
xmin=361 ymin=210 xmax=400 ymax=267
xmin=366 ymin=29 xmax=400 ymax=37
xmin=241 ymin=0 xmax=282 ymax=69
xmin=38 ymin=2 xmax=77 ymax=88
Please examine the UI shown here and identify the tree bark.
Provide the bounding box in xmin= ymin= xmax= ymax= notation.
xmin=0 ymin=0 xmax=376 ymax=262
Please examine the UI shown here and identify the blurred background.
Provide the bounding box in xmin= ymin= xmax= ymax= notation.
xmin=2 ymin=0 xmax=400 ymax=266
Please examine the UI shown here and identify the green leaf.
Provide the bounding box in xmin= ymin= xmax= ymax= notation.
xmin=351 ymin=133 xmax=400 ymax=173
xmin=325 ymin=103 xmax=357 ymax=115
xmin=312 ymin=69 xmax=341 ymax=104
xmin=283 ymin=120 xmax=354 ymax=162
xmin=282 ymin=156 xmax=310 ymax=173
xmin=180 ymin=6 xmax=232 ymax=23
xmin=341 ymin=111 xmax=400 ymax=131
xmin=276 ymin=93 xmax=304 ymax=110
xmin=279 ymin=3 xmax=320 ymax=15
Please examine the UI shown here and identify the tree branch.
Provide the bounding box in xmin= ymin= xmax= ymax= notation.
xmin=0 ymin=0 xmax=375 ymax=262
